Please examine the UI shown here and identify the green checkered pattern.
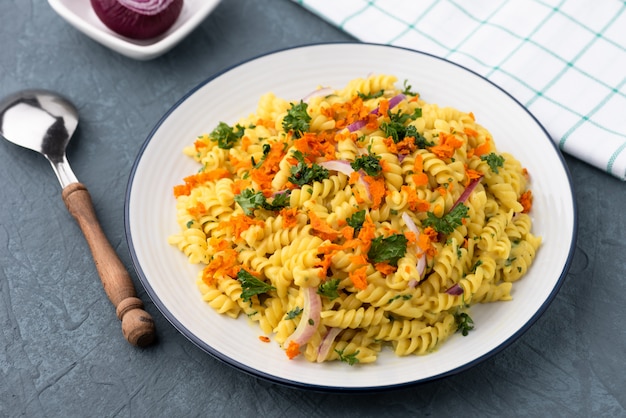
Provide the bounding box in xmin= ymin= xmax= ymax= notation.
xmin=293 ymin=0 xmax=626 ymax=180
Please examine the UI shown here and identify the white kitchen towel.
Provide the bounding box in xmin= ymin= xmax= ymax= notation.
xmin=293 ymin=0 xmax=626 ymax=181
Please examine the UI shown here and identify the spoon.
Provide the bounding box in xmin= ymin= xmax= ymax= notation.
xmin=0 ymin=89 xmax=156 ymax=347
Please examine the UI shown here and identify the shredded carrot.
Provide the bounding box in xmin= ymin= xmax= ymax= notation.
xmin=377 ymin=99 xmax=390 ymax=117
xmin=356 ymin=215 xmax=376 ymax=248
xmin=363 ymin=175 xmax=386 ymax=209
xmin=231 ymin=178 xmax=251 ymax=195
xmin=240 ymin=136 xmax=252 ymax=152
xmin=187 ymin=202 xmax=207 ymax=218
xmin=468 ymin=111 xmax=475 ymax=121
xmin=201 ymin=248 xmax=239 ymax=285
xmin=463 ymin=127 xmax=479 ymax=138
xmin=340 ymin=225 xmax=354 ymax=240
xmin=350 ymin=254 xmax=368 ymax=267
xmin=280 ymin=207 xmax=299 ymax=228
xmin=193 ymin=139 xmax=208 ymax=151
xmin=429 ymin=132 xmax=464 ymax=159
xmin=348 ymin=171 xmax=361 ymax=185
xmin=349 ymin=266 xmax=369 ymax=290
xmin=229 ymin=155 xmax=252 ymax=172
xmin=208 ymin=237 xmax=229 ymax=252
xmin=331 ymin=96 xmax=369 ymax=129
xmin=473 ymin=137 xmax=492 ymax=157
xmin=404 ymin=231 xmax=417 ymax=244
xmin=411 ymin=154 xmax=430 ymax=187
xmin=219 ymin=214 xmax=265 ymax=241
xmin=286 ymin=341 xmax=301 ymax=359
xmin=249 ymin=141 xmax=286 ymax=194
xmin=463 ymin=168 xmax=483 ymax=187
xmin=401 ymin=185 xmax=430 ymax=212
xmin=519 ymin=190 xmax=533 ymax=213
xmin=173 ymin=168 xmax=231 ymax=197
xmin=417 ymin=227 xmax=439 ymax=257
xmin=309 ymin=211 xmax=340 ymax=241
xmin=375 ymin=262 xmax=396 ymax=275
xmin=259 ymin=336 xmax=271 ymax=343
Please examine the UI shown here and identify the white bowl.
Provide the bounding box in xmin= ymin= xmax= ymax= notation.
xmin=47 ymin=0 xmax=221 ymax=60
xmin=125 ymin=43 xmax=577 ymax=391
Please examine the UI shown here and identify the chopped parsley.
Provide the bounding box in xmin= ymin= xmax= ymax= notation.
xmin=367 ymin=234 xmax=408 ymax=267
xmin=209 ymin=122 xmax=245 ymax=149
xmin=357 ymin=90 xmax=384 ymax=100
xmin=288 ymin=150 xmax=329 ymax=187
xmin=422 ymin=204 xmax=469 ymax=235
xmin=401 ymin=79 xmax=418 ymax=96
xmin=235 ymin=189 xmax=291 ymax=216
xmin=471 ymin=259 xmax=483 ymax=273
xmin=282 ymin=101 xmax=311 ymax=138
xmin=380 ymin=108 xmax=432 ymax=148
xmin=285 ymin=306 xmax=303 ymax=320
xmin=350 ymin=154 xmax=382 ymax=177
xmin=346 ymin=210 xmax=366 ymax=236
xmin=318 ymin=278 xmax=340 ymax=300
xmin=454 ymin=311 xmax=475 ymax=336
xmin=335 ymin=348 xmax=360 ymax=365
xmin=251 ymin=143 xmax=272 ymax=168
xmin=237 ymin=269 xmax=275 ymax=302
xmin=481 ymin=152 xmax=505 ymax=174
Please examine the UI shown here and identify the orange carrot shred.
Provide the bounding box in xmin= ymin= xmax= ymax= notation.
xmin=349 ymin=266 xmax=369 ymax=290
xmin=286 ymin=341 xmax=301 ymax=359
xmin=519 ymin=190 xmax=533 ymax=213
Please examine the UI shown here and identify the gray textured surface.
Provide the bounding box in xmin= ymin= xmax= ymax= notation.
xmin=1 ymin=1 xmax=625 ymax=417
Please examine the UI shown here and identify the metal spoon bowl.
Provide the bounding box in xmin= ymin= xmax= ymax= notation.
xmin=0 ymin=89 xmax=156 ymax=347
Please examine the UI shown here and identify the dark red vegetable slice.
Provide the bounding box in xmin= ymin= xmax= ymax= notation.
xmin=91 ymin=0 xmax=184 ymax=40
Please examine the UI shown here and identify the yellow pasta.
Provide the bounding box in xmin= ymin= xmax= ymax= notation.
xmin=169 ymin=74 xmax=541 ymax=365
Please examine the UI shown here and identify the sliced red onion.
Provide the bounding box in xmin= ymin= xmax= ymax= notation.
xmin=445 ymin=284 xmax=464 ymax=295
xmin=285 ymin=287 xmax=321 ymax=349
xmin=402 ymin=211 xmax=427 ymax=279
xmin=408 ymin=279 xmax=419 ymax=289
xmin=316 ymin=327 xmax=342 ymax=362
xmin=318 ymin=160 xmax=370 ymax=199
xmin=416 ymin=252 xmax=426 ymax=277
xmin=91 ymin=0 xmax=183 ymax=40
xmin=370 ymin=94 xmax=405 ymax=116
xmin=402 ymin=211 xmax=418 ymax=235
xmin=302 ymin=87 xmax=334 ymax=103
xmin=450 ymin=177 xmax=482 ymax=211
xmin=346 ymin=120 xmax=367 ymax=132
xmin=318 ymin=160 xmax=355 ymax=176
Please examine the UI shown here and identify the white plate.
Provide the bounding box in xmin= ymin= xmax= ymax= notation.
xmin=125 ymin=43 xmax=577 ymax=391
xmin=47 ymin=0 xmax=221 ymax=60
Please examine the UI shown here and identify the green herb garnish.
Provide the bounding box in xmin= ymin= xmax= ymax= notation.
xmin=367 ymin=234 xmax=408 ymax=267
xmin=335 ymin=348 xmax=360 ymax=365
xmin=282 ymin=101 xmax=311 ymax=138
xmin=422 ymin=204 xmax=469 ymax=235
xmin=234 ymin=188 xmax=291 ymax=216
xmin=357 ymin=90 xmax=384 ymax=100
xmin=237 ymin=269 xmax=275 ymax=302
xmin=454 ymin=312 xmax=475 ymax=336
xmin=346 ymin=210 xmax=366 ymax=237
xmin=351 ymin=154 xmax=382 ymax=177
xmin=318 ymin=278 xmax=340 ymax=300
xmin=481 ymin=152 xmax=505 ymax=174
xmin=285 ymin=307 xmax=303 ymax=320
xmin=288 ymin=150 xmax=329 ymax=187
xmin=209 ymin=122 xmax=245 ymax=149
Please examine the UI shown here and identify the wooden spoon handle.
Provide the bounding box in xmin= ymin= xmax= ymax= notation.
xmin=62 ymin=182 xmax=156 ymax=347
